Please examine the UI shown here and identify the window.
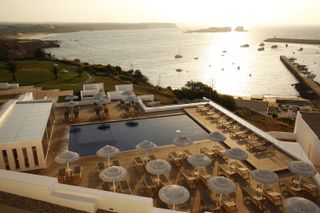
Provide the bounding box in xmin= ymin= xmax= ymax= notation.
xmin=32 ymin=146 xmax=39 ymax=166
xmin=22 ymin=148 xmax=29 ymax=168
xmin=2 ymin=150 xmax=10 ymax=170
xmin=12 ymin=149 xmax=20 ymax=169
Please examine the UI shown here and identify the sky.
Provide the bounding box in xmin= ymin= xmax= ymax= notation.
xmin=0 ymin=0 xmax=319 ymax=26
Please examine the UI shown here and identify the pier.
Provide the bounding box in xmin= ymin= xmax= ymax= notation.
xmin=280 ymin=56 xmax=320 ymax=98
xmin=265 ymin=38 xmax=320 ymax=45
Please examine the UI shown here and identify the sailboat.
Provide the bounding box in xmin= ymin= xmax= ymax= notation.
xmin=174 ymin=47 xmax=183 ymax=59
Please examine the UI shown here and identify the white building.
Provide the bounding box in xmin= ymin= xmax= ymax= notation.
xmin=0 ymin=100 xmax=55 ymax=171
xmin=294 ymin=111 xmax=320 ymax=168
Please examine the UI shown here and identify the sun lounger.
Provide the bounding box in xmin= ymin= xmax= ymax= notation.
xmin=57 ymin=168 xmax=66 ymax=183
xmin=102 ymin=182 xmax=111 ymax=191
xmin=222 ymin=196 xmax=238 ymax=213
xmin=144 ymin=175 xmax=158 ymax=196
xmin=168 ymin=151 xmax=183 ymax=166
xmin=198 ymin=167 xmax=211 ymax=184
xmin=148 ymin=154 xmax=157 ymax=161
xmin=133 ymin=156 xmax=145 ymax=172
xmin=236 ymin=167 xmax=250 ymax=182
xmin=183 ymin=150 xmax=192 ymax=159
xmin=279 ymin=180 xmax=305 ymax=196
xmin=200 ymin=147 xmax=215 ymax=158
xmin=159 ymin=174 xmax=171 ymax=186
xmin=200 ymin=193 xmax=220 ymax=212
xmin=291 ymin=177 xmax=319 ymax=197
xmin=263 ymin=187 xmax=283 ymax=210
xmin=217 ymin=164 xmax=236 ymax=180
xmin=119 ymin=180 xmax=132 ymax=194
xmin=182 ymin=169 xmax=197 ymax=188
xmin=97 ymin=162 xmax=105 ymax=174
xmin=241 ymin=185 xmax=266 ymax=211
xmin=72 ymin=166 xmax=82 ymax=185
xmin=112 ymin=160 xmax=120 ymax=166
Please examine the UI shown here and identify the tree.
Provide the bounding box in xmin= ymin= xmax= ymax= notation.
xmin=173 ymin=81 xmax=236 ymax=110
xmin=51 ymin=64 xmax=60 ymax=79
xmin=4 ymin=59 xmax=18 ymax=81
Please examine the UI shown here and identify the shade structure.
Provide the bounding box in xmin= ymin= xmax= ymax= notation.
xmin=64 ymin=100 xmax=78 ymax=108
xmin=172 ymin=135 xmax=193 ymax=147
xmin=285 ymin=197 xmax=320 ymax=213
xmin=146 ymin=159 xmax=172 ymax=175
xmin=207 ymin=176 xmax=236 ymax=206
xmin=99 ymin=166 xmax=127 ymax=192
xmin=126 ymin=95 xmax=137 ymax=103
xmin=55 ymin=150 xmax=79 ymax=172
xmin=136 ymin=140 xmax=158 ymax=152
xmin=136 ymin=140 xmax=158 ymax=161
xmin=289 ymin=161 xmax=317 ymax=177
xmin=251 ymin=168 xmax=279 ymax=185
xmin=94 ymin=98 xmax=110 ymax=105
xmin=159 ymin=185 xmax=190 ymax=210
xmin=65 ymin=95 xmax=78 ymax=101
xmin=96 ymin=145 xmax=120 ymax=166
xmin=226 ymin=147 xmax=248 ymax=161
xmin=95 ymin=92 xmax=106 ymax=99
xmin=208 ymin=132 xmax=226 ymax=142
xmin=187 ymin=153 xmax=212 ymax=168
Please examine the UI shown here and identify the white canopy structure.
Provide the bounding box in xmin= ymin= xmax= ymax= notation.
xmin=0 ymin=100 xmax=54 ymax=171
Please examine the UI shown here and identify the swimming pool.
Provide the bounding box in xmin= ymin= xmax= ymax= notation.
xmin=69 ymin=114 xmax=209 ymax=156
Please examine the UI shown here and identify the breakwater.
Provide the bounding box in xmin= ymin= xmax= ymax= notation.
xmin=266 ymin=38 xmax=320 ymax=45
xmin=280 ymin=56 xmax=320 ymax=99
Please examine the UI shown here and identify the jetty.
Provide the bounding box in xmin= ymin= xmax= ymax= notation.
xmin=265 ymin=38 xmax=320 ymax=45
xmin=280 ymin=56 xmax=320 ymax=98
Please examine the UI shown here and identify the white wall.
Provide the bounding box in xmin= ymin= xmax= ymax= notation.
xmin=0 ymin=169 xmax=156 ymax=213
xmin=294 ymin=112 xmax=320 ymax=167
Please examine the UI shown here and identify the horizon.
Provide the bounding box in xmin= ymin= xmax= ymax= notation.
xmin=1 ymin=0 xmax=320 ymax=27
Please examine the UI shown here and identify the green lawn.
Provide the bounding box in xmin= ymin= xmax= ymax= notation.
xmin=0 ymin=60 xmax=176 ymax=103
xmin=0 ymin=60 xmax=87 ymax=92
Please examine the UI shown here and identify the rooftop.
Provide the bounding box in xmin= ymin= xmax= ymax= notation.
xmin=0 ymin=100 xmax=53 ymax=145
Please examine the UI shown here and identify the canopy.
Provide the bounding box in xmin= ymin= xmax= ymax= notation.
xmin=208 ymin=132 xmax=226 ymax=142
xmin=207 ymin=176 xmax=236 ymax=195
xmin=55 ymin=150 xmax=79 ymax=164
xmin=288 ymin=161 xmax=317 ymax=177
xmin=251 ymin=168 xmax=279 ymax=185
xmin=172 ymin=135 xmax=193 ymax=147
xmin=136 ymin=140 xmax=158 ymax=152
xmin=285 ymin=197 xmax=320 ymax=213
xmin=226 ymin=147 xmax=248 ymax=161
xmin=187 ymin=153 xmax=212 ymax=168
xmin=99 ymin=166 xmax=127 ymax=182
xmin=159 ymin=185 xmax=190 ymax=210
xmin=64 ymin=100 xmax=78 ymax=108
xmin=65 ymin=95 xmax=78 ymax=101
xmin=94 ymin=98 xmax=110 ymax=105
xmin=146 ymin=159 xmax=172 ymax=175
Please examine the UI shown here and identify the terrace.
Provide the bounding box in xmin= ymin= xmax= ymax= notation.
xmin=35 ymin=100 xmax=320 ymax=212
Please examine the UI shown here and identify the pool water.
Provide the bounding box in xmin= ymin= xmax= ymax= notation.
xmin=69 ymin=114 xmax=209 ymax=156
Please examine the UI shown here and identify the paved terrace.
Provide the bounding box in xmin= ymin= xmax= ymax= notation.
xmin=37 ymin=103 xmax=320 ymax=213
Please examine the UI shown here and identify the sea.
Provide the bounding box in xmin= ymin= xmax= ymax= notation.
xmin=37 ymin=26 xmax=320 ymax=97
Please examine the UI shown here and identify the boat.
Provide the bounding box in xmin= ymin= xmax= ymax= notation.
xmin=258 ymin=47 xmax=264 ymax=51
xmin=271 ymin=45 xmax=278 ymax=49
xmin=176 ymin=68 xmax=183 ymax=72
xmin=222 ymin=50 xmax=227 ymax=53
xmin=259 ymin=42 xmax=265 ymax=46
xmin=194 ymin=57 xmax=199 ymax=60
xmin=240 ymin=44 xmax=250 ymax=48
xmin=174 ymin=47 xmax=183 ymax=59
xmin=298 ymin=47 xmax=303 ymax=51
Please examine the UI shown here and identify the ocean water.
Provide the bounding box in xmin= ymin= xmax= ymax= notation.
xmin=40 ymin=26 xmax=320 ymax=97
